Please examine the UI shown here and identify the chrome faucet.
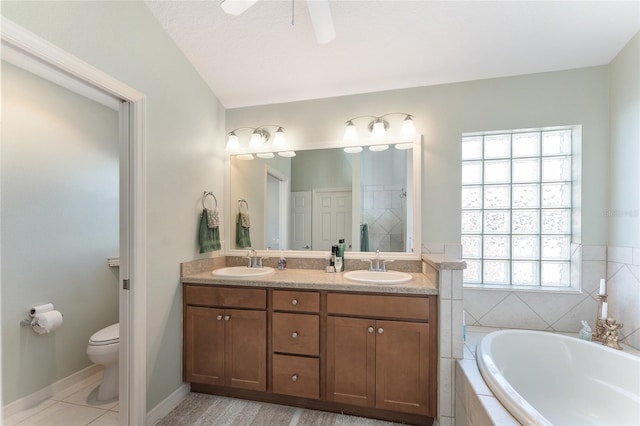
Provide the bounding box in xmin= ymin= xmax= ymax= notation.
xmin=246 ymin=249 xmax=262 ymax=268
xmin=361 ymin=249 xmax=394 ymax=272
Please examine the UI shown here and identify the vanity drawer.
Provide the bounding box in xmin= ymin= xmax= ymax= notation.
xmin=272 ymin=354 xmax=319 ymax=400
xmin=273 ymin=290 xmax=319 ymax=313
xmin=272 ymin=313 xmax=319 ymax=356
xmin=327 ymin=293 xmax=430 ymax=321
xmin=184 ymin=285 xmax=266 ymax=309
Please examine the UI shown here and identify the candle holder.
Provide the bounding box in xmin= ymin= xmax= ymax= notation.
xmin=592 ymin=294 xmax=607 ymax=343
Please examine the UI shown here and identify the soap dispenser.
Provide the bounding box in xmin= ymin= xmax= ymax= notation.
xmin=278 ymin=250 xmax=287 ymax=270
xmin=337 ymin=239 xmax=346 ymax=272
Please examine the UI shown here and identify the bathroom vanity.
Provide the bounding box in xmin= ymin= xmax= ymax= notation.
xmin=181 ymin=268 xmax=438 ymax=425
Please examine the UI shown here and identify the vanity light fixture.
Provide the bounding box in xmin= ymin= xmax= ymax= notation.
xmin=343 ymin=146 xmax=363 ymax=154
xmin=342 ymin=113 xmax=416 ymax=141
xmin=225 ymin=124 xmax=288 ymax=153
xmin=256 ymin=152 xmax=275 ymax=159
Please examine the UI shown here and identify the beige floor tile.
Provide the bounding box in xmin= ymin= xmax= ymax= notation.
xmin=62 ymin=381 xmax=118 ymax=411
xmin=2 ymin=400 xmax=57 ymax=426
xmin=87 ymin=411 xmax=120 ymax=426
xmin=109 ymin=403 xmax=119 ymax=412
xmin=15 ymin=401 xmax=106 ymax=426
xmin=51 ymin=370 xmax=104 ymax=401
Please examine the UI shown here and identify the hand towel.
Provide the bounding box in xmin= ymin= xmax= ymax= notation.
xmin=240 ymin=211 xmax=250 ymax=228
xmin=206 ymin=208 xmax=219 ymax=229
xmin=360 ymin=224 xmax=370 ymax=252
xmin=236 ymin=212 xmax=252 ymax=248
xmin=199 ymin=208 xmax=221 ymax=253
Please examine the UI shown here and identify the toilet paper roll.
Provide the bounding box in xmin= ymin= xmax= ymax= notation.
xmin=30 ymin=303 xmax=54 ymax=317
xmin=33 ymin=310 xmax=63 ymax=334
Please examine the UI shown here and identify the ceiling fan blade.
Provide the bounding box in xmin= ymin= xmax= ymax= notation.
xmin=221 ymin=0 xmax=260 ymax=16
xmin=306 ymin=0 xmax=336 ymax=44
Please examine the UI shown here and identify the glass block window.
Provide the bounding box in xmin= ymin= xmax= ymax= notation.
xmin=461 ymin=129 xmax=573 ymax=287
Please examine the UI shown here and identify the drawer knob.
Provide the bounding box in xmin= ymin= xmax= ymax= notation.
xmin=378 ymin=327 xmax=384 ymax=334
xmin=224 ymin=315 xmax=231 ymax=321
xmin=291 ymin=374 xmax=298 ymax=382
xmin=367 ymin=326 xmax=374 ymax=333
xmin=292 ymin=331 xmax=299 ymax=339
xmin=291 ymin=299 xmax=298 ymax=306
xmin=216 ymin=315 xmax=223 ymax=321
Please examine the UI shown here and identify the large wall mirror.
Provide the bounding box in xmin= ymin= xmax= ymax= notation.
xmin=226 ymin=137 xmax=421 ymax=258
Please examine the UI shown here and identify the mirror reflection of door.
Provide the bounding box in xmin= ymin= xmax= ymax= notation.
xmin=312 ymin=189 xmax=352 ymax=252
xmin=266 ymin=168 xmax=288 ymax=250
xmin=290 ymin=191 xmax=312 ymax=250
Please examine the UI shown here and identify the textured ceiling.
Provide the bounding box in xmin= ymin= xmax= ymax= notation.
xmin=145 ymin=0 xmax=640 ymax=109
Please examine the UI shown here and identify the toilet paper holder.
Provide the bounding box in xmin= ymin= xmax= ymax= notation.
xmin=20 ymin=303 xmax=63 ymax=333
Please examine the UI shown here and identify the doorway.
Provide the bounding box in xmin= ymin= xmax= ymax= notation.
xmin=1 ymin=18 xmax=146 ymax=425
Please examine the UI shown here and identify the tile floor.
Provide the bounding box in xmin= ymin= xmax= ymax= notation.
xmin=3 ymin=369 xmax=119 ymax=426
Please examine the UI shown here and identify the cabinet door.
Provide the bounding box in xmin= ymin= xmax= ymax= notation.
xmin=326 ymin=316 xmax=375 ymax=407
xmin=224 ymin=309 xmax=267 ymax=391
xmin=184 ymin=306 xmax=225 ymax=385
xmin=375 ymin=320 xmax=431 ymax=416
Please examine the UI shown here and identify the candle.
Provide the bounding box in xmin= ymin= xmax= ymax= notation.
xmin=599 ymin=278 xmax=606 ymax=295
xmin=601 ymin=302 xmax=608 ymax=319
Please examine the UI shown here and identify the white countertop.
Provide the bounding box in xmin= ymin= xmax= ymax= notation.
xmin=182 ymin=268 xmax=438 ymax=295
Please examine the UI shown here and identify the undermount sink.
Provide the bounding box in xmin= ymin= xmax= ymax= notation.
xmin=343 ymin=270 xmax=412 ymax=285
xmin=211 ymin=266 xmax=275 ymax=279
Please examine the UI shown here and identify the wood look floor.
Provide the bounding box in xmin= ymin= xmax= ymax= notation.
xmin=154 ymin=393 xmax=402 ymax=426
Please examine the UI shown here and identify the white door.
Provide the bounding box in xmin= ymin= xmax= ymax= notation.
xmin=291 ymin=191 xmax=312 ymax=250
xmin=312 ymin=190 xmax=352 ymax=252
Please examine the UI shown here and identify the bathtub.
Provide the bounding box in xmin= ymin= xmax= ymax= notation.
xmin=476 ymin=330 xmax=640 ymax=426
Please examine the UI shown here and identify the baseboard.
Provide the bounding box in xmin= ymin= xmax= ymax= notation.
xmin=2 ymin=364 xmax=102 ymax=418
xmin=146 ymin=382 xmax=190 ymax=425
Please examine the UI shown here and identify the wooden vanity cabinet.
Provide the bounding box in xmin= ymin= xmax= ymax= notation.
xmin=271 ymin=290 xmax=321 ymax=400
xmin=183 ymin=285 xmax=267 ymax=391
xmin=326 ymin=293 xmax=436 ymax=417
xmin=183 ymin=284 xmax=437 ymax=424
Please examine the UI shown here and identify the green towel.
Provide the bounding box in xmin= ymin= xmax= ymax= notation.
xmin=236 ymin=213 xmax=252 ymax=248
xmin=360 ymin=224 xmax=370 ymax=252
xmin=199 ymin=209 xmax=221 ymax=253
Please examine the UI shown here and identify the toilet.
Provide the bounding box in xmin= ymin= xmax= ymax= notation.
xmin=86 ymin=323 xmax=119 ymax=401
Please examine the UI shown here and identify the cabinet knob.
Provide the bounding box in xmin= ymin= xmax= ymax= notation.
xmin=292 ymin=331 xmax=299 ymax=339
xmin=224 ymin=315 xmax=230 ymax=321
xmin=367 ymin=326 xmax=374 ymax=333
xmin=216 ymin=315 xmax=223 ymax=321
xmin=377 ymin=327 xmax=384 ymax=334
xmin=291 ymin=299 xmax=298 ymax=306
xmin=291 ymin=374 xmax=298 ymax=382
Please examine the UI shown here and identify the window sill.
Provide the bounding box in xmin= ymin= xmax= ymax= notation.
xmin=463 ymin=283 xmax=582 ymax=294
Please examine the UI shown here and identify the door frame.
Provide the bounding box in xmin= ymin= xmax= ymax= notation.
xmin=1 ymin=17 xmax=147 ymax=425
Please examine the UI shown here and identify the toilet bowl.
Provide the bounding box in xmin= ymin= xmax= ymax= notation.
xmin=86 ymin=323 xmax=119 ymax=401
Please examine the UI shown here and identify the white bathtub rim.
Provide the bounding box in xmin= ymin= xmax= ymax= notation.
xmin=476 ymin=330 xmax=551 ymax=426
xmin=476 ymin=329 xmax=640 ymax=426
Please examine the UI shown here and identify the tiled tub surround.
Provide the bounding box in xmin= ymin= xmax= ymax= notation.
xmin=181 ymin=252 xmax=464 ymax=426
xmin=607 ymin=246 xmax=640 ymax=350
xmin=456 ymin=326 xmax=640 ymax=426
xmin=462 ymin=245 xmax=639 ymax=350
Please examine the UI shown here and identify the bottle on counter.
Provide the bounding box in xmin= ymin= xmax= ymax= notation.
xmin=337 ymin=238 xmax=346 ymax=272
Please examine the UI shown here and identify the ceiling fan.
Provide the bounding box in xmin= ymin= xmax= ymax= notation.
xmin=220 ymin=0 xmax=336 ymax=44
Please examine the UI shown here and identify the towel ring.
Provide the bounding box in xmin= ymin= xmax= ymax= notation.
xmin=238 ymin=199 xmax=249 ymax=213
xmin=202 ymin=191 xmax=217 ymax=209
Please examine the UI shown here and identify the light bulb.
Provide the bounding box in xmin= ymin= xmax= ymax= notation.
xmin=236 ymin=154 xmax=254 ymax=161
xmin=395 ymin=142 xmax=414 ymax=150
xmin=343 ymin=121 xmax=358 ymax=141
xmin=273 ymin=127 xmax=286 ymax=147
xmin=256 ymin=152 xmax=275 ymax=159
xmin=344 ymin=146 xmax=363 ymax=154
xmin=401 ymin=115 xmax=416 ymax=137
xmin=369 ymin=144 xmax=389 ymax=152
xmin=225 ymin=132 xmax=240 ymax=152
xmin=249 ymin=130 xmax=263 ymax=148
xmin=371 ymin=120 xmax=387 ymax=139
xmin=278 ymin=151 xmax=296 ymax=158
